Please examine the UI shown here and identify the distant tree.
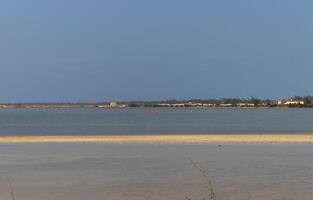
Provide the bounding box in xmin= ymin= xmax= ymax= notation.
xmin=291 ymin=95 xmax=313 ymax=105
xmin=250 ymin=96 xmax=261 ymax=106
xmin=303 ymin=96 xmax=313 ymax=104
xmin=264 ymin=99 xmax=271 ymax=106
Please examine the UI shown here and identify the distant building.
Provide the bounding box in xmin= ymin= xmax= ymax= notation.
xmin=97 ymin=105 xmax=110 ymax=108
xmin=110 ymin=102 xmax=119 ymax=107
xmin=219 ymin=103 xmax=233 ymax=107
xmin=155 ymin=102 xmax=214 ymax=107
xmin=284 ymin=100 xmax=304 ymax=105
xmin=277 ymin=99 xmax=304 ymax=105
xmin=172 ymin=103 xmax=185 ymax=107
xmin=202 ymin=103 xmax=215 ymax=107
xmin=277 ymin=100 xmax=285 ymax=105
xmin=97 ymin=102 xmax=126 ymax=108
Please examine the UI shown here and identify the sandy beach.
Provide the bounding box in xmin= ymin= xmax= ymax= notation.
xmin=1 ymin=134 xmax=313 ymax=143
xmin=1 ymin=142 xmax=313 ymax=200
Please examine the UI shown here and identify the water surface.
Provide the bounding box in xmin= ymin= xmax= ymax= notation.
xmin=0 ymin=108 xmax=313 ymax=135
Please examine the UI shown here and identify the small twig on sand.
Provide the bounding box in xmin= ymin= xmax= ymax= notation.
xmin=6 ymin=177 xmax=15 ymax=200
xmin=188 ymin=158 xmax=216 ymax=200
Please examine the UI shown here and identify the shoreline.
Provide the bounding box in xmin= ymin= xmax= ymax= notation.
xmin=1 ymin=134 xmax=313 ymax=143
xmin=0 ymin=106 xmax=311 ymax=109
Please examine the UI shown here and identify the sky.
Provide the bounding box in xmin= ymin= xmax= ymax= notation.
xmin=1 ymin=0 xmax=313 ymax=102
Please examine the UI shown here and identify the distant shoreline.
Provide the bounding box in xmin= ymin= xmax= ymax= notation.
xmin=0 ymin=104 xmax=311 ymax=109
xmin=2 ymin=134 xmax=313 ymax=143
xmin=1 ymin=97 xmax=313 ymax=109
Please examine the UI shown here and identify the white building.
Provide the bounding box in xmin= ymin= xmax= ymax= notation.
xmin=277 ymin=99 xmax=304 ymax=105
xmin=284 ymin=100 xmax=304 ymax=105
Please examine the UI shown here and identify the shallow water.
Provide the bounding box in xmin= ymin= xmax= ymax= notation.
xmin=1 ymin=108 xmax=313 ymax=135
xmin=0 ymin=143 xmax=313 ymax=200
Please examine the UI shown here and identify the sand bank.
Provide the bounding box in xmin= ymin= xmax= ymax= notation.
xmin=1 ymin=143 xmax=313 ymax=200
xmin=1 ymin=134 xmax=313 ymax=143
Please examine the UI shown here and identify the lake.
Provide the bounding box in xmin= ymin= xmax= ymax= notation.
xmin=0 ymin=108 xmax=313 ymax=135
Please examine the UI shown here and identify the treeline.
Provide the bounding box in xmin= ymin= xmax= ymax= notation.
xmin=121 ymin=96 xmax=313 ymax=108
xmin=292 ymin=96 xmax=313 ymax=104
xmin=121 ymin=97 xmax=270 ymax=107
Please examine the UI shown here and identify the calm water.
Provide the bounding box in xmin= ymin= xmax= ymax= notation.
xmin=0 ymin=108 xmax=313 ymax=135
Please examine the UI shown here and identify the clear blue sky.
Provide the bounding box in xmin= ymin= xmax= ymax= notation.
xmin=1 ymin=0 xmax=313 ymax=102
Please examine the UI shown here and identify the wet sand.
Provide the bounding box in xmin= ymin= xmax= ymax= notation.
xmin=0 ymin=142 xmax=313 ymax=199
xmin=1 ymin=134 xmax=313 ymax=143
